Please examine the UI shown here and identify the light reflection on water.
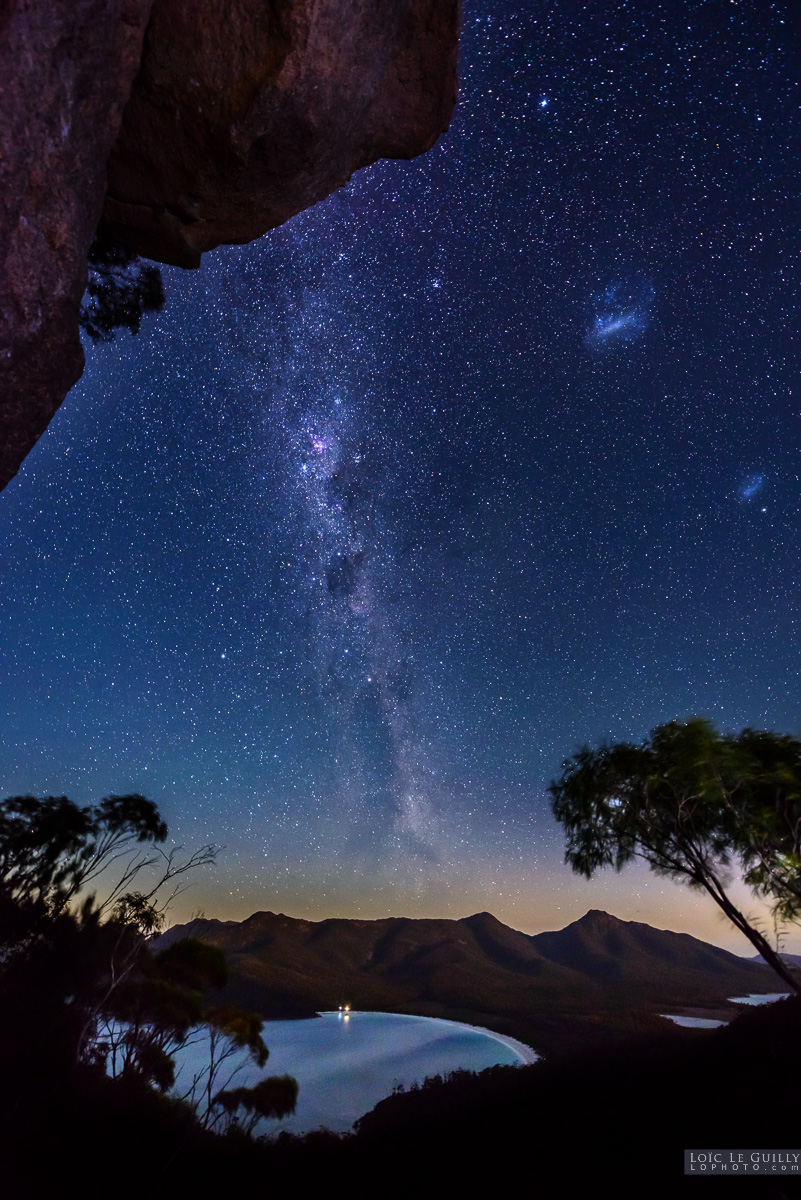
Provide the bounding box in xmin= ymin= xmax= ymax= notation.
xmin=172 ymin=1010 xmax=529 ymax=1136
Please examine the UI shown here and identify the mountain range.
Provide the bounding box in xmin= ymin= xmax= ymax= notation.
xmin=751 ymin=951 xmax=801 ymax=968
xmin=161 ymin=908 xmax=787 ymax=1051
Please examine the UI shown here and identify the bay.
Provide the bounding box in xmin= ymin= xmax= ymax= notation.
xmin=171 ymin=1010 xmax=533 ymax=1136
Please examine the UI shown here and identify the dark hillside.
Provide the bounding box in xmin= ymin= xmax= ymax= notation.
xmin=532 ymin=908 xmax=774 ymax=994
xmin=350 ymin=996 xmax=801 ymax=1199
xmin=8 ymin=997 xmax=800 ymax=1200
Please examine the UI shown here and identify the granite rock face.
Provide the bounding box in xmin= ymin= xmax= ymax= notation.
xmin=0 ymin=0 xmax=459 ymax=490
xmin=0 ymin=0 xmax=154 ymax=492
xmin=103 ymin=0 xmax=460 ymax=267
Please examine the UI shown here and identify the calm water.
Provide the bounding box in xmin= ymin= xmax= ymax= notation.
xmin=660 ymin=1015 xmax=727 ymax=1029
xmin=660 ymin=993 xmax=789 ymax=1029
xmin=729 ymin=993 xmax=789 ymax=1006
xmin=172 ymin=1011 xmax=530 ymax=1135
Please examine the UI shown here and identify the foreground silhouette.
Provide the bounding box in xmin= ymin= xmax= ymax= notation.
xmin=2 ymin=792 xmax=799 ymax=1199
xmin=5 ymin=995 xmax=800 ymax=1199
xmin=0 ymin=792 xmax=296 ymax=1178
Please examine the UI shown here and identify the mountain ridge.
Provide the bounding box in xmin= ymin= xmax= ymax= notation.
xmin=159 ymin=907 xmax=785 ymax=1049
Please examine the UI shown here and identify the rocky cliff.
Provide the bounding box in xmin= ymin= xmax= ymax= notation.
xmin=0 ymin=0 xmax=459 ymax=491
xmin=0 ymin=0 xmax=153 ymax=493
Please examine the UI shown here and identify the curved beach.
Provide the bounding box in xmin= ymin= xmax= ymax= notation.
xmin=320 ymin=1010 xmax=538 ymax=1066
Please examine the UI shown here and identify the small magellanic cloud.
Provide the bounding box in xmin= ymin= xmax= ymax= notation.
xmin=738 ymin=473 xmax=765 ymax=501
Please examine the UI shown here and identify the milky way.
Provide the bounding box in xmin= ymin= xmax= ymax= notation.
xmin=264 ymin=273 xmax=447 ymax=867
xmin=1 ymin=1 xmax=799 ymax=948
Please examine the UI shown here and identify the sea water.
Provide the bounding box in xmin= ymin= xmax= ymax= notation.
xmin=171 ymin=1010 xmax=532 ymax=1136
xmin=660 ymin=993 xmax=790 ymax=1029
xmin=729 ymin=993 xmax=789 ymax=1006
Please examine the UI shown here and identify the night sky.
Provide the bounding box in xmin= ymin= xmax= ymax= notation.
xmin=2 ymin=1 xmax=799 ymax=951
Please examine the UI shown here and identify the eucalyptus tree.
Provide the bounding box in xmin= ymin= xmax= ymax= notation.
xmin=549 ymin=718 xmax=801 ymax=995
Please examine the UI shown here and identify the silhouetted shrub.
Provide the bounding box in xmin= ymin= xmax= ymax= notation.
xmin=80 ymin=230 xmax=164 ymax=342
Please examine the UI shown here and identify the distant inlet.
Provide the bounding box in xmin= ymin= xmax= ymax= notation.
xmin=660 ymin=993 xmax=789 ymax=1029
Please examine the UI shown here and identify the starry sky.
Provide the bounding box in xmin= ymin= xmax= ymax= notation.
xmin=1 ymin=0 xmax=799 ymax=952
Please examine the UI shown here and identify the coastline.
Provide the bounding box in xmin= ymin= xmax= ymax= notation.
xmin=317 ymin=1010 xmax=539 ymax=1066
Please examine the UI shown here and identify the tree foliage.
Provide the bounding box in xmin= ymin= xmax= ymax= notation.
xmin=725 ymin=727 xmax=801 ymax=921
xmin=212 ymin=1075 xmax=299 ymax=1135
xmin=0 ymin=792 xmax=167 ymax=931
xmin=549 ymin=718 xmax=801 ymax=994
xmin=79 ymin=230 xmax=164 ymax=342
xmin=0 ymin=793 xmax=296 ymax=1134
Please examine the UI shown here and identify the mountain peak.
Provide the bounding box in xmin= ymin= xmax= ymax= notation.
xmin=576 ymin=909 xmax=618 ymax=924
